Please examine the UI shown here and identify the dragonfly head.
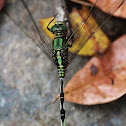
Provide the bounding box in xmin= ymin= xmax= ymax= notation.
xmin=50 ymin=21 xmax=67 ymax=34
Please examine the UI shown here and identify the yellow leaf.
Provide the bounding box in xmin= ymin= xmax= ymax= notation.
xmin=69 ymin=7 xmax=110 ymax=56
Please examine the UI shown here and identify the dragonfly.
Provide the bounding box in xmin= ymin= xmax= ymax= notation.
xmin=3 ymin=0 xmax=124 ymax=125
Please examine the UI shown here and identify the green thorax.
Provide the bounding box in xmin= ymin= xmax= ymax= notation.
xmin=51 ymin=22 xmax=67 ymax=50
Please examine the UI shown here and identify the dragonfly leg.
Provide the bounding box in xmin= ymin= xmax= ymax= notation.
xmin=47 ymin=18 xmax=55 ymax=31
xmin=65 ymin=20 xmax=74 ymax=47
xmin=47 ymin=14 xmax=57 ymax=31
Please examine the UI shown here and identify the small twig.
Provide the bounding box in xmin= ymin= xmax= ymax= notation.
xmin=52 ymin=94 xmax=60 ymax=104
xmin=51 ymin=0 xmax=68 ymax=22
xmin=70 ymin=0 xmax=92 ymax=6
xmin=34 ymin=116 xmax=48 ymax=126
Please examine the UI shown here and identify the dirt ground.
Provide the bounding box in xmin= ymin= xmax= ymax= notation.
xmin=0 ymin=0 xmax=126 ymax=126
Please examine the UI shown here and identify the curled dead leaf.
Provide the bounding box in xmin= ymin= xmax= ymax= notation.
xmin=64 ymin=35 xmax=126 ymax=105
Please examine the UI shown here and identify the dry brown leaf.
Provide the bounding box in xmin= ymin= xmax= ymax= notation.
xmin=64 ymin=35 xmax=126 ymax=105
xmin=89 ymin=0 xmax=126 ymax=18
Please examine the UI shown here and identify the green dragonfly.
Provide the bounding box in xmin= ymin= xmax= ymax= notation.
xmin=3 ymin=0 xmax=124 ymax=125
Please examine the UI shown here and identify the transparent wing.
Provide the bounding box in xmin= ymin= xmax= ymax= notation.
xmin=3 ymin=0 xmax=54 ymax=62
xmin=66 ymin=0 xmax=124 ymax=63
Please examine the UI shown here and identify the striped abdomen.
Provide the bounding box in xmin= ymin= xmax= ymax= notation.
xmin=52 ymin=38 xmax=68 ymax=78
